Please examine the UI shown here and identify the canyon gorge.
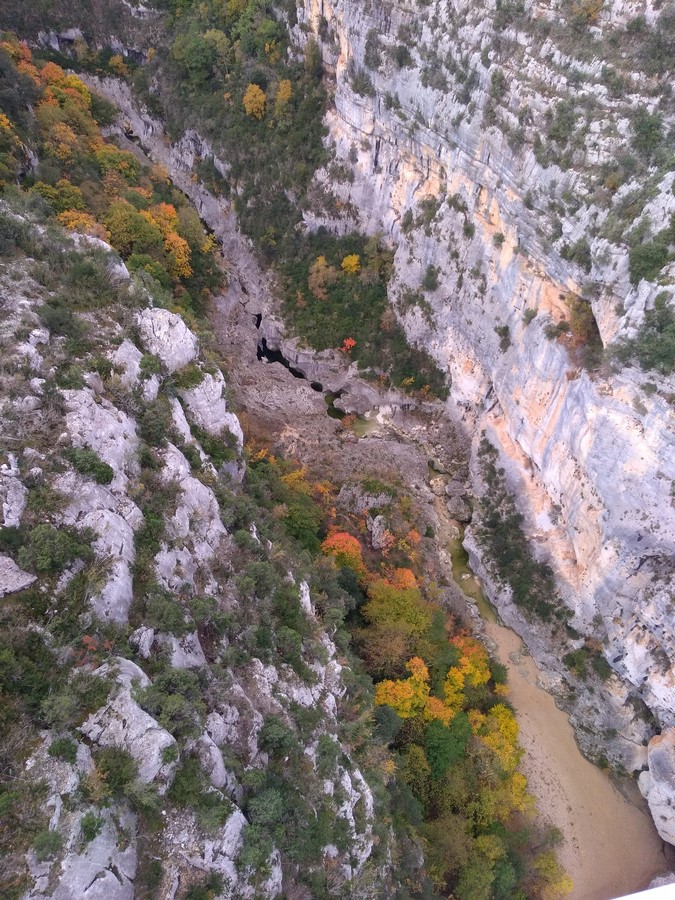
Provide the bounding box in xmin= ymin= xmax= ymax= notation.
xmin=0 ymin=0 xmax=674 ymax=896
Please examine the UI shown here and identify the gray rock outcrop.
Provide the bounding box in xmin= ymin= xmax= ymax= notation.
xmin=639 ymin=729 xmax=675 ymax=846
xmin=136 ymin=307 xmax=198 ymax=373
xmin=80 ymin=659 xmax=177 ymax=789
xmin=0 ymin=554 xmax=36 ymax=596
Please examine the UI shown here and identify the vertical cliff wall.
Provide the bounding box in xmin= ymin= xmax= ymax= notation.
xmin=294 ymin=0 xmax=675 ymax=778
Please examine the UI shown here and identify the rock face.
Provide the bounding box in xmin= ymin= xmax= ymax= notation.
xmin=1 ymin=207 xmax=385 ymax=898
xmin=281 ymin=0 xmax=675 ymax=841
xmin=136 ymin=308 xmax=199 ymax=373
xmin=291 ymin=0 xmax=675 ymax=817
xmin=640 ymin=729 xmax=675 ymax=846
xmin=49 ymin=809 xmax=137 ymax=900
xmin=80 ymin=659 xmax=178 ymax=788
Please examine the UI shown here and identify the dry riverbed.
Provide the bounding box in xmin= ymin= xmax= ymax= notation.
xmin=487 ymin=622 xmax=670 ymax=900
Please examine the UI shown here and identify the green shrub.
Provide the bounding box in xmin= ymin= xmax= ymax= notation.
xmin=364 ymin=29 xmax=382 ymax=69
xmin=138 ymin=400 xmax=174 ymax=447
xmin=475 ymin=437 xmax=559 ymax=621
xmin=80 ymin=810 xmax=104 ymax=842
xmin=185 ymin=874 xmax=225 ymax=900
xmin=258 ymin=715 xmax=295 ymax=757
xmin=615 ymin=293 xmax=675 ymax=374
xmin=631 ymin=108 xmax=664 ymax=161
xmin=422 ymin=265 xmax=440 ymax=291
xmin=237 ymin=823 xmax=273 ymax=872
xmin=39 ymin=301 xmax=86 ymax=343
xmin=562 ymin=647 xmax=589 ymax=679
xmin=18 ymin=525 xmax=93 ymax=573
xmin=628 ymin=241 xmax=670 ymax=285
xmin=591 ymin=653 xmax=612 ymax=681
xmin=169 ymin=756 xmax=231 ymax=831
xmin=547 ymin=101 xmax=577 ymax=146
xmin=0 ymin=524 xmax=24 ymax=556
xmin=48 ymin=737 xmax=78 ymax=764
xmin=94 ymin=747 xmax=138 ymax=796
xmin=544 ymin=320 xmax=571 ymax=340
xmin=247 ymin=788 xmax=284 ymax=826
xmin=348 ymin=64 xmax=375 ymax=96
xmin=560 ymin=237 xmax=592 ymax=273
xmin=494 ymin=325 xmax=511 ymax=352
xmin=139 ymin=669 xmax=205 ymax=739
xmin=64 ymin=448 xmax=114 ymax=485
xmin=523 ymin=308 xmax=537 ymax=324
xmin=144 ymin=585 xmax=191 ymax=636
xmin=172 ymin=363 xmax=205 ymax=390
xmin=191 ymin=424 xmax=238 ymax=467
xmin=32 ymin=828 xmax=62 ymax=862
xmin=42 ymin=672 xmax=112 ymax=730
xmin=392 ymin=44 xmax=414 ymax=68
xmin=139 ymin=354 xmax=162 ymax=379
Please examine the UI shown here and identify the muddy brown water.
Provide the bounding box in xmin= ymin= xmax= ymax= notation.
xmin=448 ymin=539 xmax=670 ymax=899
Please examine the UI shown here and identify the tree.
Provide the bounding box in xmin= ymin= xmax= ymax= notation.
xmin=275 ymin=78 xmax=293 ymax=113
xmin=243 ymin=83 xmax=266 ymax=119
xmin=308 ymin=254 xmax=338 ymax=300
xmin=362 ymin=578 xmax=431 ymax=636
xmin=164 ymin=231 xmax=193 ymax=278
xmin=375 ymin=656 xmax=435 ymax=719
xmin=321 ymin=530 xmax=366 ymax=577
xmin=57 ymin=210 xmax=109 ymax=241
xmin=341 ymin=253 xmax=360 ymax=274
xmin=424 ymin=714 xmax=471 ymax=779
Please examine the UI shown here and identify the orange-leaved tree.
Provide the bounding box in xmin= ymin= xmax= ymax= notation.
xmin=321 ymin=530 xmax=367 ymax=578
xmin=375 ymin=656 xmax=431 ymax=718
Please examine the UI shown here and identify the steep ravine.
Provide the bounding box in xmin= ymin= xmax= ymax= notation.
xmin=290 ymin=0 xmax=675 ymax=841
xmin=80 ymin=77 xmax=675 ymax=891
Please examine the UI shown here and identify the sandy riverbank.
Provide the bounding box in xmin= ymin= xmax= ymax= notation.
xmin=486 ymin=622 xmax=671 ymax=900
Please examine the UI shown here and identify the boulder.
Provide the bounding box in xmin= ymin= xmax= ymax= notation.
xmin=445 ymin=479 xmax=467 ymax=497
xmin=0 ymin=554 xmax=36 ymax=597
xmin=368 ymin=514 xmax=388 ymax=550
xmin=447 ymin=495 xmax=472 ymax=523
xmin=639 ymin=728 xmax=675 ymax=845
xmin=179 ymin=370 xmax=244 ymax=449
xmin=1 ymin=453 xmax=26 ymax=526
xmin=136 ymin=308 xmax=198 ymax=373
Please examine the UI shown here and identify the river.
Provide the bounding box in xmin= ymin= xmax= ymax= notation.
xmin=445 ymin=527 xmax=669 ymax=899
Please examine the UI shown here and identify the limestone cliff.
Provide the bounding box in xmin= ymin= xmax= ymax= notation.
xmin=295 ymin=0 xmax=675 ymax=805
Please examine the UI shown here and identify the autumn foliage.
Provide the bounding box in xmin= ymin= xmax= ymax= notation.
xmin=0 ymin=37 xmax=218 ymax=308
xmin=321 ymin=530 xmax=366 ymax=578
xmin=243 ymin=83 xmax=266 ymax=119
xmin=317 ymin=491 xmax=568 ymax=897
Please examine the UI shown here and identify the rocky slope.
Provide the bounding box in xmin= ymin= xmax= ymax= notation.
xmin=289 ymin=0 xmax=675 ymax=836
xmin=0 ymin=208 xmax=389 ymax=898
xmin=1 ymin=0 xmax=674 ymax=867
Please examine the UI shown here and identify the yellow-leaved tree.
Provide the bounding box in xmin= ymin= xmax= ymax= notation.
xmin=275 ymin=79 xmax=293 ymax=113
xmin=341 ymin=253 xmax=361 ymax=274
xmin=243 ymin=83 xmax=266 ymax=119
